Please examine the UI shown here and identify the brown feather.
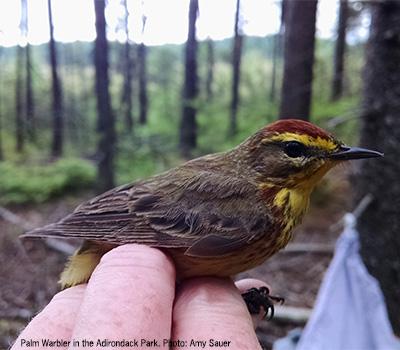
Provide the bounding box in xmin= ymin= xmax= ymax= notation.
xmin=22 ymin=153 xmax=275 ymax=257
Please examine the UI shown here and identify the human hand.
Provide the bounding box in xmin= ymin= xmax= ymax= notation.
xmin=12 ymin=244 xmax=267 ymax=349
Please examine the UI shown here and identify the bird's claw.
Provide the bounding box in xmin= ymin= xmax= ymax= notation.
xmin=241 ymin=286 xmax=284 ymax=320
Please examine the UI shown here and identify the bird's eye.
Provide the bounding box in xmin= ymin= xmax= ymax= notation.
xmin=283 ymin=141 xmax=306 ymax=158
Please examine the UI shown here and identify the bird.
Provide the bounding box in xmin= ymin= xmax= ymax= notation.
xmin=22 ymin=119 xmax=382 ymax=316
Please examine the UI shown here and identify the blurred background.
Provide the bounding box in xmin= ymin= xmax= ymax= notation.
xmin=0 ymin=0 xmax=399 ymax=349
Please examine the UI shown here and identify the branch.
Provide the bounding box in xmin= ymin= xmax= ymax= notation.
xmin=330 ymin=193 xmax=373 ymax=232
xmin=0 ymin=206 xmax=75 ymax=256
xmin=282 ymin=242 xmax=334 ymax=254
xmin=45 ymin=238 xmax=76 ymax=255
xmin=274 ymin=305 xmax=312 ymax=324
xmin=0 ymin=206 xmax=33 ymax=230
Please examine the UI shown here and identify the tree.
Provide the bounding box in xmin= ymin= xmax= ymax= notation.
xmin=48 ymin=0 xmax=63 ymax=157
xmin=138 ymin=13 xmax=148 ymax=125
xmin=355 ymin=0 xmax=400 ymax=336
xmin=0 ymin=49 xmax=4 ymax=161
xmin=15 ymin=47 xmax=25 ymax=153
xmin=279 ymin=0 xmax=318 ymax=120
xmin=0 ymin=102 xmax=3 ymax=161
xmin=63 ymin=44 xmax=83 ymax=146
xmin=331 ymin=0 xmax=349 ymax=101
xmin=21 ymin=0 xmax=35 ymax=141
xmin=280 ymin=0 xmax=288 ymax=27
xmin=229 ymin=0 xmax=243 ymax=137
xmin=26 ymin=43 xmax=35 ymax=141
xmin=205 ymin=37 xmax=214 ymax=101
xmin=179 ymin=0 xmax=199 ymax=158
xmin=269 ymin=32 xmax=279 ymax=103
xmin=269 ymin=0 xmax=286 ymax=102
xmin=120 ymin=0 xmax=134 ymax=132
xmin=15 ymin=12 xmax=25 ymax=153
xmin=94 ymin=0 xmax=115 ymax=191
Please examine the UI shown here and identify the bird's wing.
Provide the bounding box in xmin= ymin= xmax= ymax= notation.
xmin=22 ymin=169 xmax=274 ymax=257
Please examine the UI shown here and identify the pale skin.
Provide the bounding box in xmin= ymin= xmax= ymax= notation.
xmin=12 ymin=244 xmax=268 ymax=350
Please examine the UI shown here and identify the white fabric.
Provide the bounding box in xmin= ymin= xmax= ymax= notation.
xmin=296 ymin=214 xmax=400 ymax=350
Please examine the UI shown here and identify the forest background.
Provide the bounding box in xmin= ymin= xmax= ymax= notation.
xmin=1 ymin=1 xmax=399 ymax=349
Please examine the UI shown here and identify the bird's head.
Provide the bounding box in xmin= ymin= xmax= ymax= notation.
xmin=243 ymin=119 xmax=383 ymax=191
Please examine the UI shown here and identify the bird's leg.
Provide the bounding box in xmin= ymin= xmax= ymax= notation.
xmin=241 ymin=286 xmax=284 ymax=320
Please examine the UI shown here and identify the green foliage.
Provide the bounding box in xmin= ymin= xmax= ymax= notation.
xmin=0 ymin=36 xmax=365 ymax=204
xmin=0 ymin=158 xmax=96 ymax=205
xmin=312 ymin=96 xmax=360 ymax=144
xmin=116 ymin=133 xmax=180 ymax=185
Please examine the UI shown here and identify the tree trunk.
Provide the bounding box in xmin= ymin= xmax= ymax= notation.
xmin=25 ymin=43 xmax=35 ymax=142
xmin=21 ymin=0 xmax=35 ymax=142
xmin=15 ymin=46 xmax=24 ymax=153
xmin=94 ymin=0 xmax=115 ymax=191
xmin=138 ymin=42 xmax=148 ymax=125
xmin=270 ymin=33 xmax=279 ymax=103
xmin=279 ymin=0 xmax=318 ymax=120
xmin=229 ymin=0 xmax=243 ymax=137
xmin=121 ymin=0 xmax=134 ymax=132
xmin=331 ymin=0 xmax=348 ymax=101
xmin=48 ymin=0 xmax=63 ymax=157
xmin=76 ymin=44 xmax=91 ymax=147
xmin=0 ymin=101 xmax=3 ymax=161
xmin=0 ymin=49 xmax=3 ymax=160
xmin=355 ymin=0 xmax=400 ymax=336
xmin=269 ymin=0 xmax=286 ymax=103
xmin=64 ymin=44 xmax=82 ymax=145
xmin=206 ymin=38 xmax=214 ymax=101
xmin=179 ymin=0 xmax=199 ymax=158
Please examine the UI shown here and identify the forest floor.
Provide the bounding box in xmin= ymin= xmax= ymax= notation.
xmin=0 ymin=167 xmax=351 ymax=350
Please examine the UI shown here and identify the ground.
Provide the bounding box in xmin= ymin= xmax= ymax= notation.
xmin=0 ymin=168 xmax=351 ymax=350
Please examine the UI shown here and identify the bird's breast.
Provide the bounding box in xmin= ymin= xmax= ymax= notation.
xmin=271 ymin=187 xmax=310 ymax=248
xmin=164 ymin=187 xmax=312 ymax=279
xmin=168 ymin=234 xmax=283 ymax=279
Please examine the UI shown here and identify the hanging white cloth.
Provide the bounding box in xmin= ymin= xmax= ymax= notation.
xmin=295 ymin=213 xmax=400 ymax=350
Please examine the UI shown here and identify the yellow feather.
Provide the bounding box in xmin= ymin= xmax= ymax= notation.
xmin=267 ymin=132 xmax=338 ymax=151
xmin=272 ymin=188 xmax=305 ymax=248
xmin=59 ymin=251 xmax=101 ymax=289
xmin=273 ymin=161 xmax=334 ymax=248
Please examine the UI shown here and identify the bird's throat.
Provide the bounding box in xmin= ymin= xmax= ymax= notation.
xmin=273 ymin=186 xmax=311 ymax=249
xmin=265 ymin=163 xmax=333 ymax=249
xmin=259 ymin=178 xmax=318 ymax=251
xmin=274 ymin=187 xmax=310 ymax=224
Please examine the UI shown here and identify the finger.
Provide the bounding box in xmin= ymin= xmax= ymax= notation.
xmin=172 ymin=277 xmax=261 ymax=350
xmin=235 ymin=278 xmax=270 ymax=294
xmin=235 ymin=278 xmax=271 ymax=328
xmin=12 ymin=285 xmax=86 ymax=350
xmin=70 ymin=244 xmax=176 ymax=346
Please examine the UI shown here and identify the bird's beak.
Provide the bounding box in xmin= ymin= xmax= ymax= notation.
xmin=328 ymin=146 xmax=384 ymax=160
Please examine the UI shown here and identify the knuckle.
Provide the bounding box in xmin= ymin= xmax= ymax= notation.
xmin=97 ymin=244 xmax=175 ymax=280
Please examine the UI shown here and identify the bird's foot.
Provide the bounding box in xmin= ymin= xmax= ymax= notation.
xmin=241 ymin=286 xmax=284 ymax=320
